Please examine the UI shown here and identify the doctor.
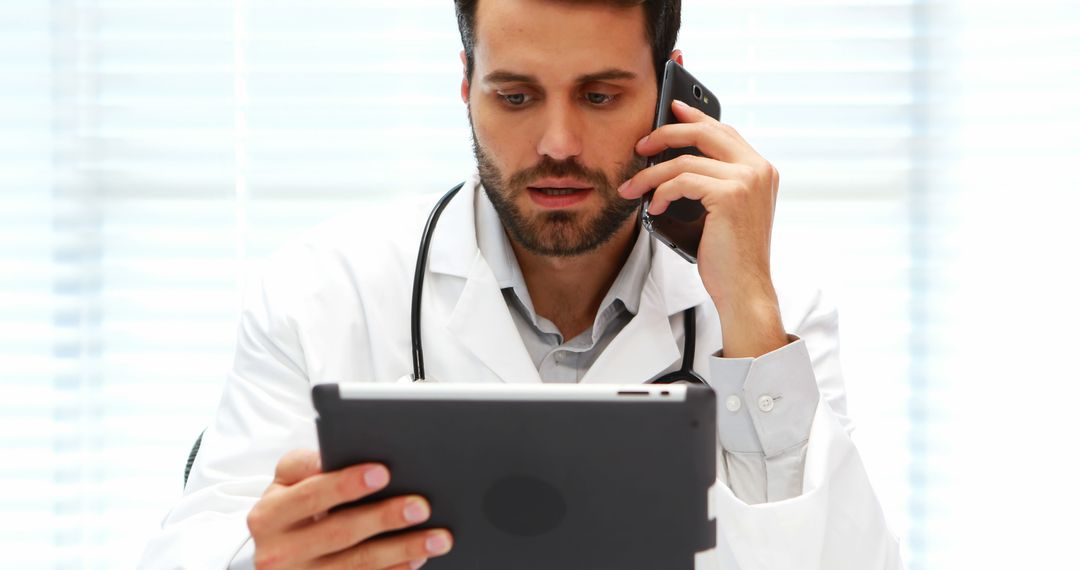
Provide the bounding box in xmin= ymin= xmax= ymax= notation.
xmin=142 ymin=0 xmax=902 ymax=568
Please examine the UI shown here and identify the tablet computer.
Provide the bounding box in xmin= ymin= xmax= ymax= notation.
xmin=313 ymin=382 xmax=717 ymax=570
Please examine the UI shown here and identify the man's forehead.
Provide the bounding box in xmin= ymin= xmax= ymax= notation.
xmin=472 ymin=0 xmax=651 ymax=80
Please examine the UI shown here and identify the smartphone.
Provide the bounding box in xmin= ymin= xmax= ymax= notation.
xmin=641 ymin=60 xmax=722 ymax=264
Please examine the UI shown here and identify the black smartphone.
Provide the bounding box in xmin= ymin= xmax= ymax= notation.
xmin=641 ymin=60 xmax=721 ymax=264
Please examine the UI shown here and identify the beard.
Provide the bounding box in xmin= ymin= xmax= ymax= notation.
xmin=470 ymin=129 xmax=645 ymax=257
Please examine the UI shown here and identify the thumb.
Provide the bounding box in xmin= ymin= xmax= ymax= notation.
xmin=273 ymin=448 xmax=322 ymax=486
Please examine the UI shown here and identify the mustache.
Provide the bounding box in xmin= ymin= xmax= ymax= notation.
xmin=507 ymin=157 xmax=613 ymax=190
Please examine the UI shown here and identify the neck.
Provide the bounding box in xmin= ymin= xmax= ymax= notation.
xmin=509 ymin=216 xmax=639 ymax=340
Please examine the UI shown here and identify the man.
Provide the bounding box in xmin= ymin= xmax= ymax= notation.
xmin=142 ymin=0 xmax=901 ymax=568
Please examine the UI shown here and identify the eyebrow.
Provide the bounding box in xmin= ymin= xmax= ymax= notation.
xmin=482 ymin=68 xmax=638 ymax=85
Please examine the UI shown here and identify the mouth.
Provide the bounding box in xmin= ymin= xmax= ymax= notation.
xmin=528 ymin=178 xmax=591 ymax=190
xmin=530 ymin=187 xmax=588 ymax=196
xmin=525 ymin=182 xmax=593 ymax=208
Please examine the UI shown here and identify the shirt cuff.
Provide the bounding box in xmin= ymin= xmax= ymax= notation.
xmin=707 ymin=335 xmax=821 ymax=456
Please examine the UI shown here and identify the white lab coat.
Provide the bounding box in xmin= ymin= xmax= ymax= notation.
xmin=140 ymin=174 xmax=902 ymax=569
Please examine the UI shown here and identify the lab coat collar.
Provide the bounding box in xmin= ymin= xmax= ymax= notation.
xmin=445 ymin=250 xmax=544 ymax=384
xmin=582 ymin=232 xmax=711 ymax=383
xmin=434 ymin=175 xmax=712 ymax=384
xmin=435 ymin=174 xmax=541 ymax=383
xmin=427 ymin=173 xmax=483 ymax=279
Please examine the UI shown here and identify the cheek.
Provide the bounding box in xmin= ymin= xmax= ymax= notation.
xmin=472 ymin=108 xmax=536 ymax=168
xmin=592 ymin=113 xmax=652 ymax=164
xmin=592 ymin=96 xmax=656 ymax=151
xmin=472 ymin=114 xmax=502 ymax=149
xmin=628 ymin=101 xmax=658 ymax=142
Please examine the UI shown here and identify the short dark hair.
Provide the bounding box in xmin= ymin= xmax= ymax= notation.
xmin=453 ymin=0 xmax=681 ymax=84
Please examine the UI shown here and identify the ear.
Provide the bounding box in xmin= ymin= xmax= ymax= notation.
xmin=669 ymin=49 xmax=684 ymax=66
xmin=459 ymin=50 xmax=470 ymax=104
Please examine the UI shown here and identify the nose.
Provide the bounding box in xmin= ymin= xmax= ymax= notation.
xmin=535 ymin=101 xmax=583 ymax=161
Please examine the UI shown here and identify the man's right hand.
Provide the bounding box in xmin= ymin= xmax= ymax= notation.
xmin=246 ymin=449 xmax=454 ymax=570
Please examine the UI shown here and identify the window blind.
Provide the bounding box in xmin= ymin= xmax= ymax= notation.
xmin=909 ymin=1 xmax=1080 ymax=568
xmin=682 ymin=1 xmax=916 ymax=562
xmin=8 ymin=1 xmax=1076 ymax=567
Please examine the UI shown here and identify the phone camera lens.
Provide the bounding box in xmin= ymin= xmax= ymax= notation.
xmin=692 ymin=85 xmax=702 ymax=99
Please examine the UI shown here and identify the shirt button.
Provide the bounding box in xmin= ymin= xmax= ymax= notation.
xmin=757 ymin=395 xmax=775 ymax=413
xmin=724 ymin=395 xmax=742 ymax=413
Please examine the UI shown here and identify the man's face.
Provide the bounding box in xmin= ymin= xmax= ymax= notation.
xmin=464 ymin=0 xmax=658 ymax=257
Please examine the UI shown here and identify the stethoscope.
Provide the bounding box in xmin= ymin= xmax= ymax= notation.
xmin=410 ymin=182 xmax=706 ymax=386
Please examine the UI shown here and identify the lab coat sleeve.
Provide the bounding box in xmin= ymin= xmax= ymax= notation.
xmin=139 ymin=253 xmax=325 ymax=569
xmin=706 ymin=288 xmax=902 ymax=569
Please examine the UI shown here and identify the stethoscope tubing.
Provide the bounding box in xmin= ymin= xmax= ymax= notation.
xmin=411 ymin=182 xmax=466 ymax=381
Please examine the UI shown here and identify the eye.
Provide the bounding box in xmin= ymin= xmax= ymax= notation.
xmin=585 ymin=92 xmax=616 ymax=106
xmin=499 ymin=92 xmax=529 ymax=106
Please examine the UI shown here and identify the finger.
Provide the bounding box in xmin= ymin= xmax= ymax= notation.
xmin=669 ymin=98 xmax=712 ymax=123
xmin=647 ymin=173 xmax=742 ymax=216
xmin=315 ymin=528 xmax=453 ymax=570
xmin=637 ymin=101 xmax=759 ymax=163
xmin=273 ymin=449 xmax=323 ymax=486
xmin=672 ymin=100 xmax=754 ymax=150
xmin=635 ymin=121 xmax=748 ymax=164
xmin=618 ymin=154 xmax=748 ymax=200
xmin=255 ymin=463 xmax=391 ymax=531
xmin=289 ymin=494 xmax=433 ymax=560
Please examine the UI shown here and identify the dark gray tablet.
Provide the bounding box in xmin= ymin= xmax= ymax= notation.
xmin=313 ymin=382 xmax=717 ymax=570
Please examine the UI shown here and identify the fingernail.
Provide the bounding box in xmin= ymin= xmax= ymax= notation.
xmin=425 ymin=533 xmax=451 ymax=555
xmin=617 ymin=180 xmax=630 ymax=196
xmin=410 ymin=559 xmax=428 ymax=569
xmin=363 ymin=465 xmax=389 ymax=488
xmin=673 ymin=99 xmax=689 ymax=109
xmin=637 ymin=135 xmax=649 ymax=146
xmin=403 ymin=498 xmax=430 ymax=523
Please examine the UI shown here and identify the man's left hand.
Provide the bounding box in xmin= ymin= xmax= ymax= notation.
xmin=618 ymin=99 xmax=787 ymax=358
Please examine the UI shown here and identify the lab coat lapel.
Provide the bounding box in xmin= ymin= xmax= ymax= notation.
xmin=580 ymin=276 xmax=681 ymax=384
xmin=430 ymin=175 xmax=541 ymax=384
xmin=444 ymin=252 xmax=542 ymax=384
xmin=581 ymin=243 xmax=712 ymax=384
